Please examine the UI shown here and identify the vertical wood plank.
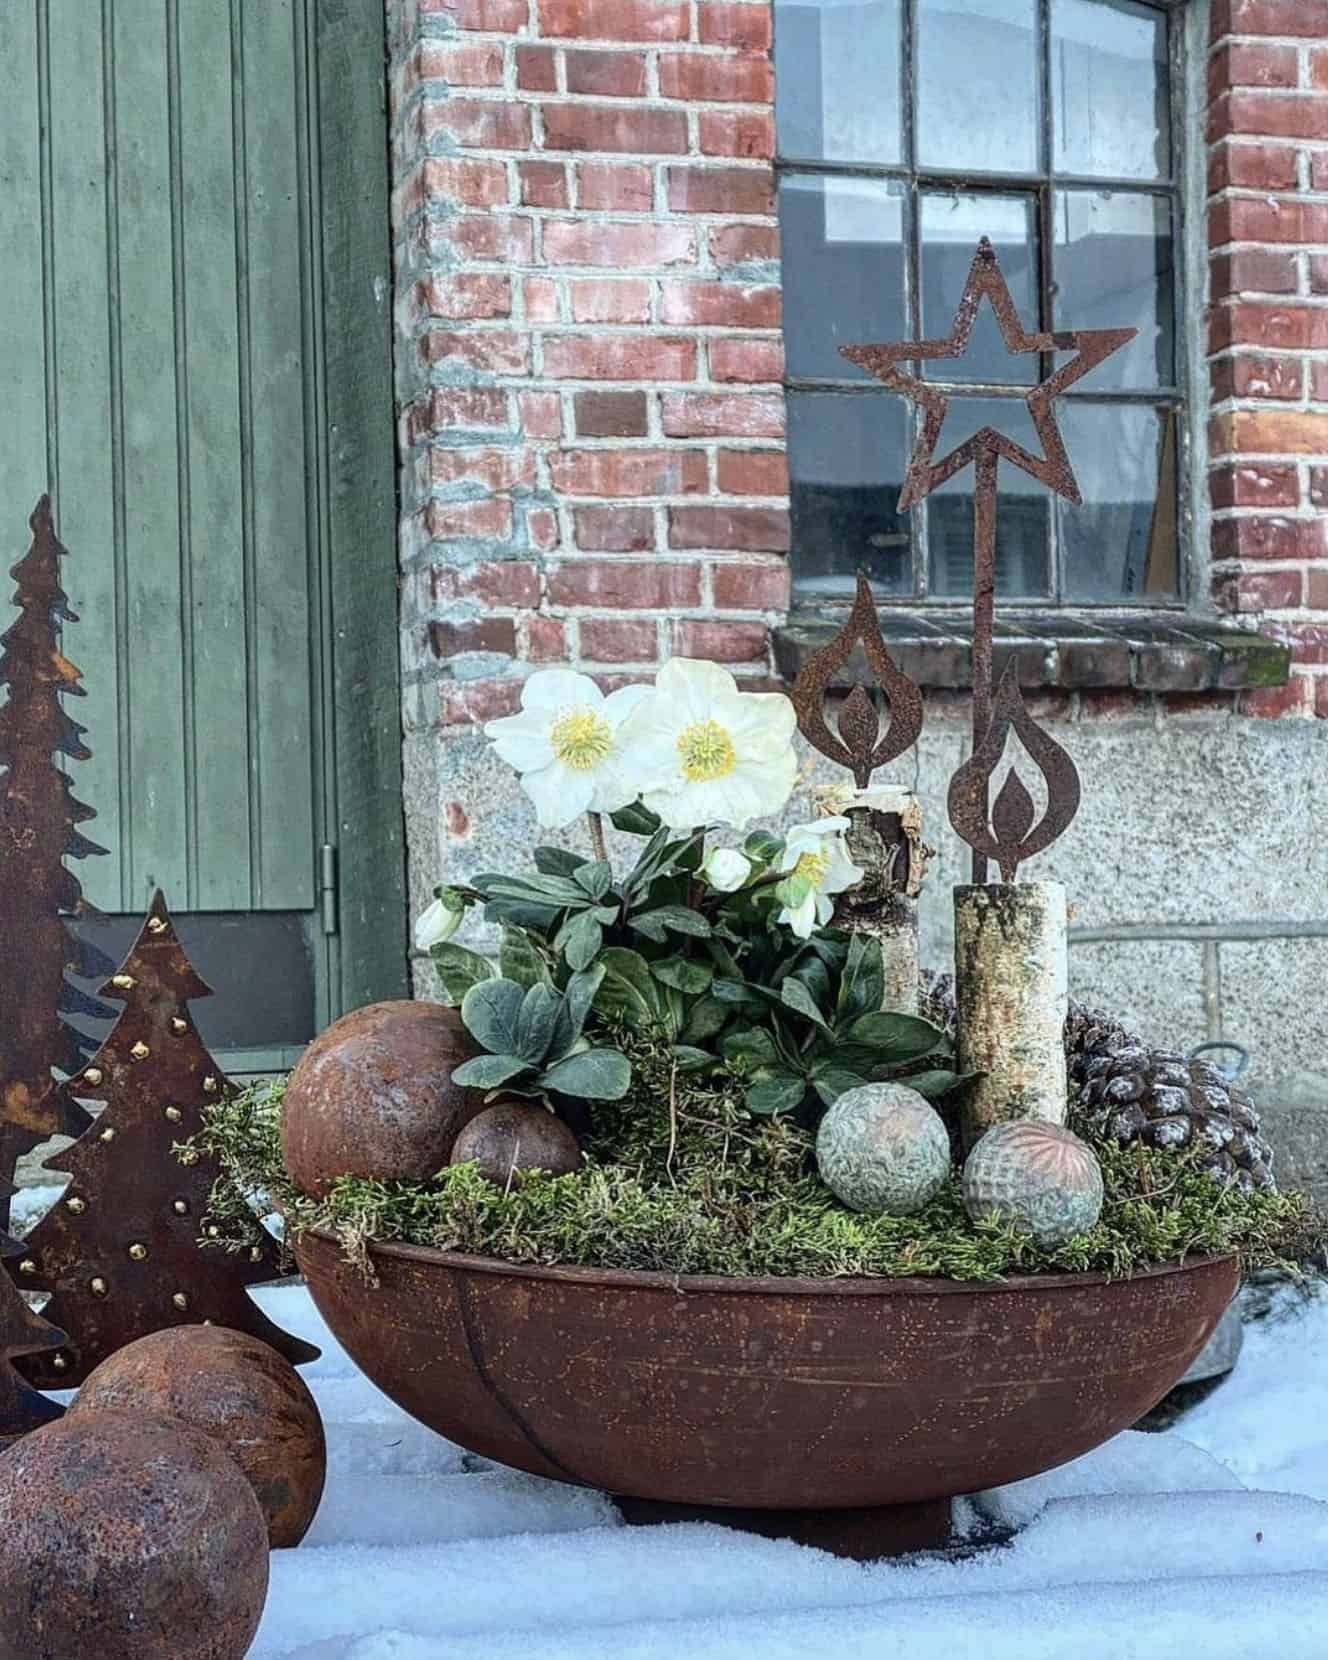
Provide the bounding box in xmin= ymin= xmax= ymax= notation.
xmin=242 ymin=0 xmax=315 ymax=911
xmin=110 ymin=0 xmax=188 ymax=910
xmin=0 ymin=6 xmax=47 ymax=527
xmin=48 ymin=0 xmax=121 ymax=910
xmin=315 ymin=0 xmax=407 ymax=1008
xmin=176 ymin=0 xmax=251 ymax=909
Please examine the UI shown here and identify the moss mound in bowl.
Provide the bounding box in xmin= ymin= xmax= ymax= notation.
xmin=192 ymin=1033 xmax=1324 ymax=1285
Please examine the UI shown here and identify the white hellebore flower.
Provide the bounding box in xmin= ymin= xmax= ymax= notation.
xmin=485 ymin=669 xmax=651 ymax=829
xmin=701 ymin=846 xmax=753 ymax=893
xmin=776 ymin=817 xmax=864 ymax=940
xmin=621 ymin=659 xmax=798 ymax=830
xmin=414 ymin=894 xmax=464 ymax=952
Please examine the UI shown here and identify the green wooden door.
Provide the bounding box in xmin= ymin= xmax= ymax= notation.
xmin=0 ymin=0 xmax=405 ymax=1067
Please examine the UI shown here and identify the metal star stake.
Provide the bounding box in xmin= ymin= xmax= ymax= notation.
xmin=842 ymin=237 xmax=1135 ymax=881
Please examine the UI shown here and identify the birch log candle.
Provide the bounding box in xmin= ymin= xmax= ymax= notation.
xmin=955 ymin=881 xmax=1068 ymax=1149
xmin=816 ymin=785 xmax=929 ymax=1015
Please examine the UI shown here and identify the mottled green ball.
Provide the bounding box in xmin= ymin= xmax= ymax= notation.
xmin=962 ymin=1119 xmax=1104 ymax=1247
xmin=816 ymin=1083 xmax=951 ymax=1215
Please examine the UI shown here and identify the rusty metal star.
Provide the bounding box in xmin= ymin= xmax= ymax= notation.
xmin=841 ymin=236 xmax=1135 ymax=511
xmin=840 ymin=236 xmax=1135 ymax=882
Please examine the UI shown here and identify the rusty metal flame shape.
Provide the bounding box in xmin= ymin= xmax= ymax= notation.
xmin=947 ymin=662 xmax=1081 ymax=882
xmin=790 ymin=572 xmax=924 ymax=789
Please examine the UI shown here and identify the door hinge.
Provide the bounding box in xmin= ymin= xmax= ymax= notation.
xmin=320 ymin=844 xmax=339 ymax=936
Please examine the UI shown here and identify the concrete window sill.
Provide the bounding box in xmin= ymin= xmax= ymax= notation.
xmin=772 ymin=612 xmax=1292 ymax=695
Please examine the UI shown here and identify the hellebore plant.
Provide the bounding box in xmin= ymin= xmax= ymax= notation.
xmin=422 ymin=660 xmax=965 ymax=1125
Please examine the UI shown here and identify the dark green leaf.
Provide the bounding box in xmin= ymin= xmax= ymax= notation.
xmin=809 ymin=1064 xmax=868 ymax=1109
xmin=719 ymin=1027 xmax=779 ymax=1069
xmin=539 ymin=1048 xmax=632 ymax=1101
xmin=650 ymin=957 xmax=714 ymax=995
xmin=557 ymin=909 xmax=604 ymax=972
xmin=790 ymin=953 xmax=833 ymax=1013
xmin=461 ymin=979 xmax=527 ymax=1055
xmin=904 ymin=1069 xmax=982 ymax=1103
xmin=483 ymin=897 xmax=564 ymax=933
xmin=780 ymin=977 xmax=833 ymax=1032
xmin=632 ymin=906 xmax=711 ymax=939
xmin=611 ymin=802 xmax=662 ymax=836
xmin=551 ymin=964 xmax=606 ymax=1061
xmin=624 ymin=825 xmax=673 ymax=893
xmin=680 ymin=994 xmax=729 ymax=1044
xmin=429 ymin=944 xmax=496 ymax=1007
xmin=594 ymin=948 xmax=666 ymax=1030
xmin=486 ymin=873 xmax=591 ymax=907
xmin=711 ymin=977 xmax=765 ymax=1015
xmin=451 ymin=1053 xmax=529 ymax=1090
xmin=744 ymin=1072 xmax=807 ymax=1116
xmin=573 ymin=860 xmax=614 ymax=902
xmin=838 ymin=933 xmax=885 ymax=1023
xmin=515 ymin=983 xmax=561 ymax=1064
xmin=499 ymin=928 xmax=553 ymax=990
xmin=843 ymin=1011 xmax=947 ymax=1062
xmin=534 ymin=847 xmax=589 ymax=879
xmin=669 ymin=1045 xmax=714 ymax=1074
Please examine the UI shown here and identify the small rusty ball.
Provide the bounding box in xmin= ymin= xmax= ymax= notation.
xmin=451 ymin=1102 xmax=583 ymax=1185
xmin=72 ymin=1325 xmax=327 ymax=1549
xmin=963 ymin=1119 xmax=1105 ymax=1247
xmin=0 ymin=1409 xmax=269 ymax=1659
xmin=816 ymin=1083 xmax=952 ymax=1215
xmin=281 ymin=999 xmax=485 ymax=1197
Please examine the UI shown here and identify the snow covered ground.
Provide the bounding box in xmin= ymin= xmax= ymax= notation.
xmin=236 ymin=1281 xmax=1328 ymax=1660
xmin=13 ymin=1185 xmax=1328 ymax=1658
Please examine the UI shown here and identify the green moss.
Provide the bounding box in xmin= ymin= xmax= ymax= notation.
xmin=190 ymin=1038 xmax=1327 ymax=1285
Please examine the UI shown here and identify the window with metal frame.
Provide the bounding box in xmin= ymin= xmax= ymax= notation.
xmin=775 ymin=0 xmax=1184 ymax=606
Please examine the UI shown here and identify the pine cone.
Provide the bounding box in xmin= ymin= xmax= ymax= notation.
xmin=1075 ymin=1050 xmax=1275 ymax=1193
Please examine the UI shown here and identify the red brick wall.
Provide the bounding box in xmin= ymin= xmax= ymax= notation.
xmin=1208 ymin=0 xmax=1328 ymax=716
xmin=390 ymin=0 xmax=788 ymax=732
xmin=390 ymin=0 xmax=1328 ymax=730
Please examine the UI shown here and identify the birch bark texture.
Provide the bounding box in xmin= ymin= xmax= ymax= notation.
xmin=955 ymin=881 xmax=1068 ymax=1148
xmin=817 ymin=786 xmax=929 ymax=1016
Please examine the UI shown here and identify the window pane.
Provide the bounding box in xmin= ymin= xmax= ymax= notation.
xmin=781 ymin=175 xmax=906 ymax=379
xmin=775 ymin=0 xmax=903 ymax=165
xmin=916 ymin=0 xmax=1039 ymax=174
xmin=789 ymin=391 xmax=912 ymax=595
xmin=921 ymin=194 xmax=1039 ymax=385
xmin=1058 ymin=401 xmax=1179 ymax=600
xmin=1052 ymin=0 xmax=1170 ymax=181
xmin=1053 ymin=191 xmax=1174 ymax=390
xmin=926 ymin=397 xmax=1051 ymax=598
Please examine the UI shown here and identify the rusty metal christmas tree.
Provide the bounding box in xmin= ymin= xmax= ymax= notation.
xmin=0 ymin=496 xmax=112 ymax=1217
xmin=0 ymin=1175 xmax=65 ymax=1448
xmin=9 ymin=891 xmax=319 ymax=1387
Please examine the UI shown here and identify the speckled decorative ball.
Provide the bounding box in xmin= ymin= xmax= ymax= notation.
xmin=281 ymin=1000 xmax=486 ymax=1197
xmin=451 ymin=1102 xmax=583 ymax=1185
xmin=0 ymin=1409 xmax=269 ymax=1660
xmin=816 ymin=1083 xmax=952 ymax=1215
xmin=962 ymin=1120 xmax=1104 ymax=1247
xmin=73 ymin=1325 xmax=327 ymax=1548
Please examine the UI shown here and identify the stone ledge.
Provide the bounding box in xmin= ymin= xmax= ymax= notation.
xmin=772 ymin=611 xmax=1293 ymax=695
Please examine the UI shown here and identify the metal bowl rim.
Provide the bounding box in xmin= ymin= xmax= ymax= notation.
xmin=300 ymin=1228 xmax=1237 ymax=1300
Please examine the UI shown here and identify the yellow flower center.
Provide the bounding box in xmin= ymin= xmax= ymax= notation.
xmin=549 ymin=706 xmax=613 ymax=772
xmin=677 ymin=718 xmax=737 ymax=782
xmin=792 ymin=848 xmax=831 ymax=887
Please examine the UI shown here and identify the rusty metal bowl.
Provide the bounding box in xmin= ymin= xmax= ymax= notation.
xmin=295 ymin=1231 xmax=1237 ymax=1510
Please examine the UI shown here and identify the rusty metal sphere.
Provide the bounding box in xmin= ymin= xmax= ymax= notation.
xmin=0 ymin=1408 xmax=269 ymax=1660
xmin=281 ymin=999 xmax=485 ymax=1197
xmin=451 ymin=1102 xmax=583 ymax=1185
xmin=72 ymin=1325 xmax=327 ymax=1549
